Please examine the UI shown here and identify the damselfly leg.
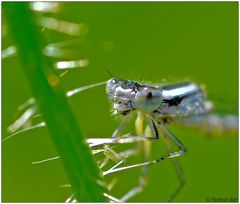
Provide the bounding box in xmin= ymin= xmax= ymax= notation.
xmin=106 ymin=110 xmax=187 ymax=201
xmin=111 ymin=113 xmax=133 ymax=138
xmin=161 ymin=131 xmax=186 ymax=202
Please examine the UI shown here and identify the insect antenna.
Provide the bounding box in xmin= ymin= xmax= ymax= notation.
xmin=105 ymin=68 xmax=114 ymax=77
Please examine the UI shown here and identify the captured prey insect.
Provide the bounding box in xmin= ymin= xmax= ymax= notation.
xmin=104 ymin=77 xmax=238 ymax=201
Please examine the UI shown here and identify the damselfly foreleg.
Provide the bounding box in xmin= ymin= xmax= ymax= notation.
xmin=112 ymin=113 xmax=133 ymax=138
xmin=119 ymin=113 xmax=157 ymax=201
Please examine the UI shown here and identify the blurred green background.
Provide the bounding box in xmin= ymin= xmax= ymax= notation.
xmin=2 ymin=2 xmax=238 ymax=202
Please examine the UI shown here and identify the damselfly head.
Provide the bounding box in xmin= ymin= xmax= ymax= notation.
xmin=106 ymin=78 xmax=163 ymax=114
xmin=106 ymin=78 xmax=138 ymax=115
xmin=133 ymin=86 xmax=162 ymax=112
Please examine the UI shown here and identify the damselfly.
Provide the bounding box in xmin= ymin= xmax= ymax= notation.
xmin=102 ymin=77 xmax=238 ymax=201
xmin=107 ymin=78 xmax=237 ymax=136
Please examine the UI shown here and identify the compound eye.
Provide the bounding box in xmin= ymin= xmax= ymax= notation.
xmin=134 ymin=89 xmax=162 ymax=112
xmin=147 ymin=92 xmax=152 ymax=98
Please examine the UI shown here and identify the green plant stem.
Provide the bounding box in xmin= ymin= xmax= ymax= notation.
xmin=4 ymin=3 xmax=108 ymax=202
